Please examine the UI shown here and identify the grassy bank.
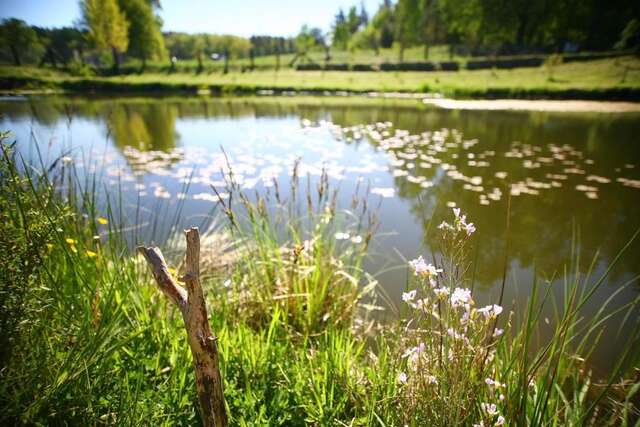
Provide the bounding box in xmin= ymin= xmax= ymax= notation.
xmin=2 ymin=55 xmax=640 ymax=100
xmin=1 ymin=134 xmax=640 ymax=425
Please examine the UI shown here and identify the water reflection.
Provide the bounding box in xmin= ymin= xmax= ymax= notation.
xmin=108 ymin=103 xmax=179 ymax=152
xmin=1 ymin=95 xmax=639 ymax=295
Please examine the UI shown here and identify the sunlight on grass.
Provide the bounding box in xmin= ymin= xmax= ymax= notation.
xmin=1 ymin=133 xmax=639 ymax=425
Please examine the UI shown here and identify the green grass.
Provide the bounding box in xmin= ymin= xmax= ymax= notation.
xmin=2 ymin=55 xmax=640 ymax=100
xmin=130 ymin=46 xmax=630 ymax=70
xmin=1 ymin=134 xmax=639 ymax=425
xmin=143 ymin=45 xmax=467 ymax=70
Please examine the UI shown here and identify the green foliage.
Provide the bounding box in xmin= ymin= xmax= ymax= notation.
xmin=349 ymin=25 xmax=380 ymax=52
xmin=0 ymin=18 xmax=43 ymax=66
xmin=0 ymin=119 xmax=639 ymax=425
xmin=332 ymin=9 xmax=349 ymax=50
xmin=118 ymin=0 xmax=166 ymax=63
xmin=295 ymin=25 xmax=320 ymax=55
xmin=81 ymin=0 xmax=129 ymax=55
xmin=250 ymin=35 xmax=296 ymax=57
xmin=334 ymin=0 xmax=639 ymax=59
xmin=34 ymin=27 xmax=87 ymax=67
xmin=615 ymin=19 xmax=640 ymax=51
xmin=0 ymin=139 xmax=58 ymax=367
xmin=165 ymin=32 xmax=254 ymax=62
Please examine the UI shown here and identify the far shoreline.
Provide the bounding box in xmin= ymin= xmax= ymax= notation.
xmin=422 ymin=98 xmax=640 ymax=113
xmin=2 ymin=84 xmax=640 ymax=114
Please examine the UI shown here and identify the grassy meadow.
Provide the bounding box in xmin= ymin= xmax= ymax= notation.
xmin=1 ymin=133 xmax=639 ymax=426
xmin=2 ymin=55 xmax=639 ymax=99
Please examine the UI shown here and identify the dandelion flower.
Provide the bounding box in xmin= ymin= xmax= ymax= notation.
xmin=97 ymin=217 xmax=108 ymax=225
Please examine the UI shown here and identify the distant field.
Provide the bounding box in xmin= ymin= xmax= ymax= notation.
xmin=152 ymin=45 xmax=466 ymax=70
xmin=126 ymin=46 xmax=630 ymax=72
xmin=1 ymin=56 xmax=639 ymax=100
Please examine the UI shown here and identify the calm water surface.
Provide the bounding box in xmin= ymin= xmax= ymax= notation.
xmin=2 ymin=95 xmax=639 ymax=370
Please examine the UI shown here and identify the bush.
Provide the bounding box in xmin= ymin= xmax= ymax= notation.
xmin=466 ymin=57 xmax=544 ymax=70
xmin=0 ymin=138 xmax=58 ymax=367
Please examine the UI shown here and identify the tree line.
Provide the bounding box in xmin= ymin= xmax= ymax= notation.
xmin=329 ymin=0 xmax=640 ymax=59
xmin=0 ymin=0 xmax=295 ymax=71
xmin=1 ymin=0 xmax=638 ymax=71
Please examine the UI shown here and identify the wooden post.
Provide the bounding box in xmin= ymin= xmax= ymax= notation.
xmin=138 ymin=227 xmax=228 ymax=427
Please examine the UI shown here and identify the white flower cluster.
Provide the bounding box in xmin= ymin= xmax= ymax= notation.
xmin=408 ymin=255 xmax=442 ymax=287
xmin=398 ymin=205 xmax=510 ymax=425
xmin=438 ymin=207 xmax=476 ymax=236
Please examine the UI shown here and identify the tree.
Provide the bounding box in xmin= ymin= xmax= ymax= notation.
xmin=615 ymin=18 xmax=640 ymax=51
xmin=118 ymin=0 xmax=166 ymax=69
xmin=350 ymin=24 xmax=380 ymax=54
xmin=295 ymin=25 xmax=317 ymax=59
xmin=372 ymin=0 xmax=395 ymax=49
xmin=347 ymin=6 xmax=361 ymax=35
xmin=395 ymin=0 xmax=421 ymax=61
xmin=188 ymin=35 xmax=205 ymax=73
xmin=81 ymin=0 xmax=129 ymax=72
xmin=0 ymin=19 xmax=41 ymax=66
xmin=309 ymin=28 xmax=330 ymax=62
xmin=332 ymin=9 xmax=350 ymax=49
xmin=359 ymin=2 xmax=369 ymax=27
xmin=438 ymin=0 xmax=482 ymax=54
xmin=34 ymin=27 xmax=87 ymax=67
xmin=418 ymin=0 xmax=445 ymax=59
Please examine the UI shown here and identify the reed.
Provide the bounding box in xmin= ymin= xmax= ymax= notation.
xmin=0 ymin=135 xmax=638 ymax=425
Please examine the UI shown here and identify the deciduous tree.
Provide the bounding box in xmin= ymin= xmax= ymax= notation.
xmin=118 ymin=0 xmax=166 ymax=69
xmin=81 ymin=0 xmax=129 ymax=72
xmin=0 ymin=19 xmax=42 ymax=66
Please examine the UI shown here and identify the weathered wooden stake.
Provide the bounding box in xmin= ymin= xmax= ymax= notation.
xmin=138 ymin=227 xmax=228 ymax=427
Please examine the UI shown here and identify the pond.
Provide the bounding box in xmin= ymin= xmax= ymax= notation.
xmin=2 ymin=95 xmax=639 ymax=372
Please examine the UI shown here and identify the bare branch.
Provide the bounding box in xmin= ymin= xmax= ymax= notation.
xmin=138 ymin=229 xmax=228 ymax=427
xmin=137 ymin=246 xmax=187 ymax=315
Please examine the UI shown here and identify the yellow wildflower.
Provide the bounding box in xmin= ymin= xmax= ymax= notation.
xmin=167 ymin=267 xmax=178 ymax=276
xmin=70 ymin=245 xmax=78 ymax=253
xmin=46 ymin=243 xmax=53 ymax=250
xmin=97 ymin=217 xmax=108 ymax=225
xmin=65 ymin=238 xmax=77 ymax=245
xmin=86 ymin=250 xmax=98 ymax=258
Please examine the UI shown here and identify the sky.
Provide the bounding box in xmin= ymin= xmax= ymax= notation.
xmin=0 ymin=0 xmax=382 ymax=37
